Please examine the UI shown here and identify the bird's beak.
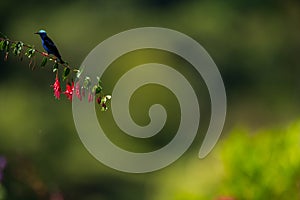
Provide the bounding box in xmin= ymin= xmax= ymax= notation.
xmin=34 ymin=32 xmax=39 ymax=34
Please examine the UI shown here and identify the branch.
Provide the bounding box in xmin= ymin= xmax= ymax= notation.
xmin=0 ymin=34 xmax=111 ymax=111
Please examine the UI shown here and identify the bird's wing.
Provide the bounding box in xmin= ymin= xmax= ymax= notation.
xmin=43 ymin=36 xmax=62 ymax=57
xmin=43 ymin=36 xmax=57 ymax=50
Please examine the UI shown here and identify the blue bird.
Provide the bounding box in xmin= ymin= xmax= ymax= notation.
xmin=35 ymin=30 xmax=64 ymax=64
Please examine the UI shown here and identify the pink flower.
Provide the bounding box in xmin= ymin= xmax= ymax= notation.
xmin=0 ymin=156 xmax=6 ymax=182
xmin=101 ymin=102 xmax=107 ymax=110
xmin=51 ymin=76 xmax=61 ymax=100
xmin=88 ymin=91 xmax=94 ymax=102
xmin=81 ymin=87 xmax=85 ymax=97
xmin=64 ymin=82 xmax=74 ymax=101
xmin=97 ymin=96 xmax=101 ymax=104
xmin=217 ymin=197 xmax=235 ymax=200
xmin=50 ymin=192 xmax=64 ymax=200
xmin=0 ymin=156 xmax=6 ymax=170
xmin=98 ymin=95 xmax=111 ymax=111
xmin=75 ymin=81 xmax=82 ymax=101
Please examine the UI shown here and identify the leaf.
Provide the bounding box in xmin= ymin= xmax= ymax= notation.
xmin=12 ymin=47 xmax=17 ymax=55
xmin=3 ymin=40 xmax=9 ymax=52
xmin=63 ymin=67 xmax=70 ymax=81
xmin=74 ymin=69 xmax=81 ymax=78
xmin=92 ymin=85 xmax=97 ymax=94
xmin=0 ymin=32 xmax=8 ymax=39
xmin=83 ymin=76 xmax=91 ymax=88
xmin=95 ymin=86 xmax=102 ymax=94
xmin=29 ymin=58 xmax=35 ymax=69
xmin=41 ymin=57 xmax=48 ymax=67
xmin=12 ymin=41 xmax=24 ymax=56
xmin=17 ymin=41 xmax=23 ymax=55
xmin=101 ymin=106 xmax=107 ymax=112
xmin=0 ymin=40 xmax=4 ymax=51
xmin=25 ymin=48 xmax=35 ymax=58
xmin=29 ymin=49 xmax=36 ymax=57
xmin=53 ymin=62 xmax=59 ymax=72
xmin=10 ymin=42 xmax=16 ymax=51
xmin=4 ymin=52 xmax=9 ymax=61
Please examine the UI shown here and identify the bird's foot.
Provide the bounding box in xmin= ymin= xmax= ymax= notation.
xmin=42 ymin=52 xmax=49 ymax=56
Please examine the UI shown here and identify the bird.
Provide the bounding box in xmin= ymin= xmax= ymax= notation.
xmin=35 ymin=30 xmax=64 ymax=64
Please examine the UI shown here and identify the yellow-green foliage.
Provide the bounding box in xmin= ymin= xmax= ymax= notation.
xmin=151 ymin=122 xmax=300 ymax=200
xmin=219 ymin=122 xmax=300 ymax=199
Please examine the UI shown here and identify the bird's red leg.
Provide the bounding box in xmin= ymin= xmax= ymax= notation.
xmin=42 ymin=52 xmax=49 ymax=56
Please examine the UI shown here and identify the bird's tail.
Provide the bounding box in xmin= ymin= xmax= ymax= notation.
xmin=57 ymin=56 xmax=65 ymax=64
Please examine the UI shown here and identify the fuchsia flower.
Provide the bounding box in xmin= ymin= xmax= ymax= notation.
xmin=97 ymin=96 xmax=101 ymax=104
xmin=75 ymin=81 xmax=82 ymax=100
xmin=88 ymin=91 xmax=94 ymax=102
xmin=81 ymin=87 xmax=85 ymax=97
xmin=97 ymin=95 xmax=111 ymax=111
xmin=50 ymin=192 xmax=64 ymax=200
xmin=51 ymin=76 xmax=61 ymax=100
xmin=64 ymin=82 xmax=74 ymax=101
xmin=0 ymin=156 xmax=7 ymax=182
xmin=217 ymin=197 xmax=235 ymax=200
xmin=0 ymin=156 xmax=6 ymax=170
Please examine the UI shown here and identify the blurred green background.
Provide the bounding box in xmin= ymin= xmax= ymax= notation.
xmin=1 ymin=0 xmax=300 ymax=199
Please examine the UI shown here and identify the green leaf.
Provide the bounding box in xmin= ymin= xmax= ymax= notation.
xmin=4 ymin=40 xmax=10 ymax=52
xmin=0 ymin=32 xmax=8 ymax=39
xmin=29 ymin=50 xmax=35 ymax=58
xmin=95 ymin=86 xmax=102 ymax=94
xmin=25 ymin=48 xmax=35 ymax=58
xmin=0 ymin=40 xmax=4 ymax=51
xmin=92 ymin=85 xmax=97 ymax=94
xmin=16 ymin=41 xmax=23 ymax=55
xmin=4 ymin=52 xmax=9 ymax=61
xmin=53 ymin=62 xmax=59 ymax=72
xmin=10 ymin=43 xmax=16 ymax=50
xmin=92 ymin=85 xmax=102 ymax=94
xmin=41 ymin=57 xmax=48 ymax=67
xmin=97 ymin=76 xmax=101 ymax=84
xmin=74 ymin=69 xmax=81 ymax=78
xmin=11 ymin=41 xmax=23 ymax=56
xmin=95 ymin=76 xmax=103 ymax=92
xmin=83 ymin=76 xmax=91 ymax=88
xmin=12 ymin=47 xmax=17 ymax=55
xmin=25 ymin=48 xmax=30 ymax=56
xmin=100 ymin=96 xmax=111 ymax=111
xmin=63 ymin=67 xmax=70 ymax=80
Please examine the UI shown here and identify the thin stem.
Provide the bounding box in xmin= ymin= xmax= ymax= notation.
xmin=0 ymin=37 xmax=78 ymax=71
